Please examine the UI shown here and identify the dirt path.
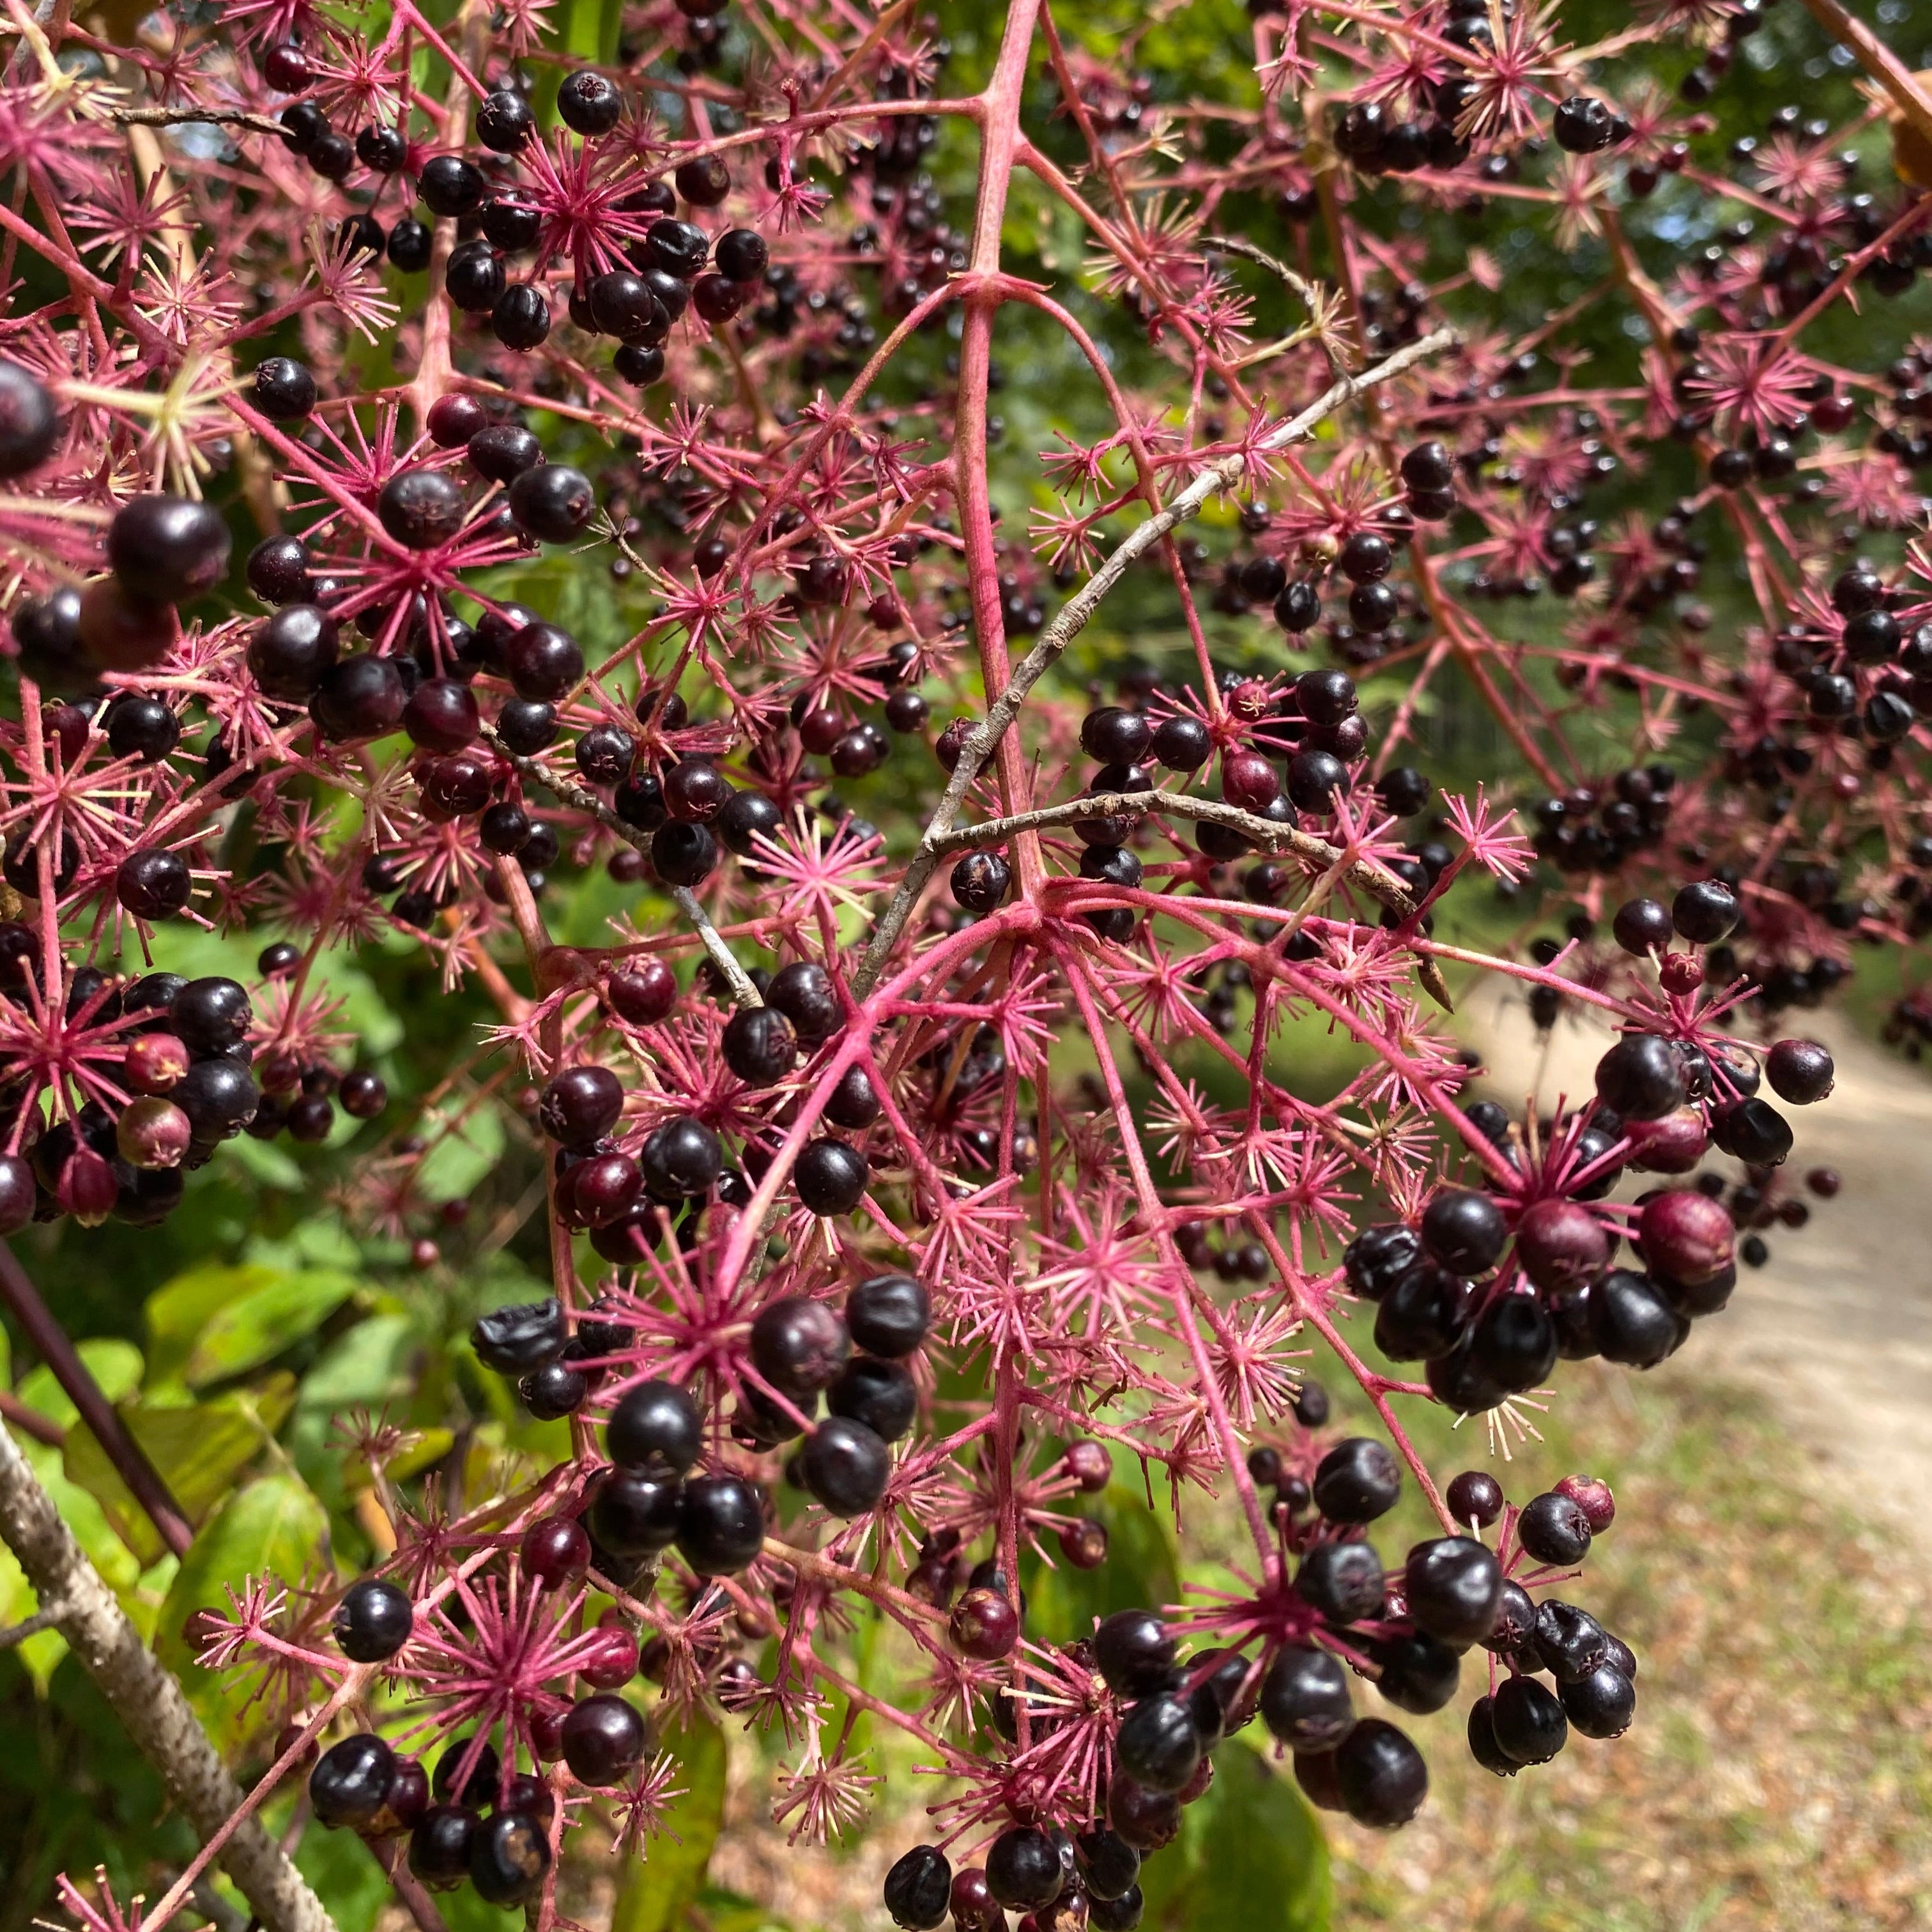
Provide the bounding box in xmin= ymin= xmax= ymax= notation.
xmin=1468 ymin=982 xmax=1932 ymax=1545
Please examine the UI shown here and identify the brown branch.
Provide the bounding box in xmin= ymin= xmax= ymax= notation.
xmin=107 ymin=105 xmax=287 ymax=138
xmin=0 ymin=1243 xmax=194 ymax=1558
xmin=0 ymin=1420 xmax=336 ymax=1932
xmin=0 ymin=1387 xmax=61 ymax=1446
xmin=931 ymin=788 xmax=1419 ymax=913
xmin=849 ymin=326 xmax=1459 ymax=995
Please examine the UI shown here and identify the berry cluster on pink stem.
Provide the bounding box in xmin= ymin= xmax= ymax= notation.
xmin=0 ymin=0 xmax=1925 ymax=1924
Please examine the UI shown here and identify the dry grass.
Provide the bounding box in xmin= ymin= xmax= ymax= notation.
xmin=1322 ymin=1359 xmax=1932 ymax=1932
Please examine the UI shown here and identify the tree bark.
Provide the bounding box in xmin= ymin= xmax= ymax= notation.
xmin=0 ymin=1418 xmax=337 ymax=1932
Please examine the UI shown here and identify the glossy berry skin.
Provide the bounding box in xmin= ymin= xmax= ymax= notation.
xmin=477 ymin=87 xmax=535 ymax=151
xmin=471 ymin=1298 xmax=567 ymax=1374
xmin=651 ymin=821 xmax=719 ymax=886
xmin=640 ymin=1115 xmax=722 ymax=1198
xmin=409 ymin=1806 xmax=477 ymax=1890
xmin=560 ymin=1692 xmax=647 ymax=1785
xmin=1637 ymin=1189 xmax=1733 ymax=1287
xmin=1672 ymin=878 xmax=1738 ymax=944
xmin=1765 ymin=1038 xmax=1833 ymax=1105
xmin=607 ymin=961 xmax=677 ymax=1025
xmin=1611 ymin=896 xmax=1673 ymax=955
xmin=558 ymin=69 xmax=624 ymax=134
xmin=884 ymin=1844 xmax=952 ymax=1930
xmin=1094 ymin=1609 xmax=1177 ymax=1696
xmin=1594 ymin=1034 xmax=1687 ymax=1120
xmin=1553 ymin=94 xmax=1616 ymax=151
xmin=949 ymin=1587 xmax=1020 ymax=1660
xmin=716 ymin=1006 xmax=794 ymax=1091
xmin=0 ymin=358 xmax=59 ymax=475
xmin=419 ymin=153 xmax=486 ymax=217
xmin=509 ymin=463 xmax=595 ymax=542
xmin=310 ymin=1733 xmax=395 ymax=1828
xmin=985 ymin=1827 xmax=1064 ymax=1911
xmin=800 ymin=1416 xmax=893 ymax=1515
xmin=108 ymin=495 xmax=231 ymax=604
xmin=1371 ymin=1630 xmax=1460 ymax=1714
xmin=1259 ymin=1644 xmax=1353 ymax=1751
xmin=793 ymin=1137 xmax=868 ymax=1214
xmin=539 ymin=1064 xmax=624 ymax=1146
xmin=588 ymin=1466 xmax=684 ymax=1554
xmin=1335 ymin=1719 xmax=1428 ymax=1827
xmin=1419 ymin=1188 xmax=1507 ymax=1274
xmin=827 ymin=1356 xmax=917 ymax=1442
xmin=339 ymin=1070 xmax=387 ymax=1118
xmin=1710 ymin=1097 xmax=1793 ymax=1167
xmin=1114 ymin=1693 xmax=1200 ymax=1792
xmin=1344 ymin=1223 xmax=1423 ymax=1301
xmin=715 ymin=227 xmax=769 ymax=282
xmin=249 ymin=604 xmax=339 ymax=701
xmin=1151 ymin=714 xmax=1211 ymax=770
xmin=469 ymin=1811 xmax=551 ymax=1906
xmin=606 ymin=1379 xmax=703 ymax=1470
xmin=1445 ymin=1469 xmax=1503 ymax=1527
xmin=675 ymin=1474 xmax=766 ymax=1575
xmin=1294 ymin=1540 xmax=1386 ymax=1623
xmin=1402 ymin=1537 xmax=1503 ymax=1647
xmin=1490 ymin=1675 xmax=1568 ymax=1765
xmin=252 ymin=356 xmax=316 ymax=420
xmin=1588 ymin=1269 xmax=1682 ymax=1367
xmin=1517 ymin=1490 xmax=1593 ymax=1565
xmin=333 ymin=1577 xmax=414 ymax=1662
xmin=750 ymin=1296 xmax=850 ymax=1397
xmin=1091 ymin=1886 xmax=1145 ymax=1931
xmin=378 ymin=469 xmax=466 ymax=550
xmin=107 ymin=696 xmax=180 ymax=763
xmin=951 ymin=852 xmax=1011 ymax=913
xmin=845 ymin=1273 xmax=929 ymax=1357
xmin=117 ymin=849 xmax=191 ymax=921
xmin=1560 ymin=1664 xmax=1637 ymax=1738
xmin=171 ymin=976 xmax=250 ymax=1052
xmin=520 ymin=1514 xmax=592 ymax=1586
xmin=1313 ymin=1437 xmax=1402 ymax=1522
xmin=1514 ymin=1199 xmax=1609 ymax=1293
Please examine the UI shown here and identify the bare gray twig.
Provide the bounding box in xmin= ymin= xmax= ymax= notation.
xmin=849 ymin=327 xmax=1459 ymax=994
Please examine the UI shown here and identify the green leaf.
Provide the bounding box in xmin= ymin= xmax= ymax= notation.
xmin=16 ymin=1338 xmax=143 ymax=1429
xmin=1025 ymin=1477 xmax=1182 ymax=1647
xmin=293 ymin=1809 xmax=391 ymax=1932
xmin=297 ymin=1314 xmax=418 ymax=1411
xmin=157 ymin=1471 xmax=330 ymax=1750
xmin=148 ymin=1262 xmax=279 ymax=1389
xmin=64 ymin=1381 xmax=294 ymax=1567
xmin=611 ymin=1713 xmax=728 ymax=1932
xmin=413 ymin=1101 xmax=506 ymax=1204
xmin=1138 ymin=1735 xmax=1331 ymax=1932
xmin=146 ymin=1261 xmax=358 ymax=1390
xmin=185 ymin=1268 xmax=358 ymax=1386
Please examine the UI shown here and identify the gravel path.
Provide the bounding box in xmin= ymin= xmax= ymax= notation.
xmin=1469 ymin=986 xmax=1932 ymax=1543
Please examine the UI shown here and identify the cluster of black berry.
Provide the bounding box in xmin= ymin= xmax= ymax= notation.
xmin=1527 ymin=765 xmax=1679 ymax=880
xmin=880 ymin=1443 xmax=1636 ymax=1929
xmin=13 ymin=483 xmax=229 ymax=684
xmin=0 ymin=970 xmax=384 ymax=1233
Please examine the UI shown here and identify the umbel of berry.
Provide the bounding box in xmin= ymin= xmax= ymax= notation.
xmin=333 ymin=1576 xmax=413 ymax=1662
